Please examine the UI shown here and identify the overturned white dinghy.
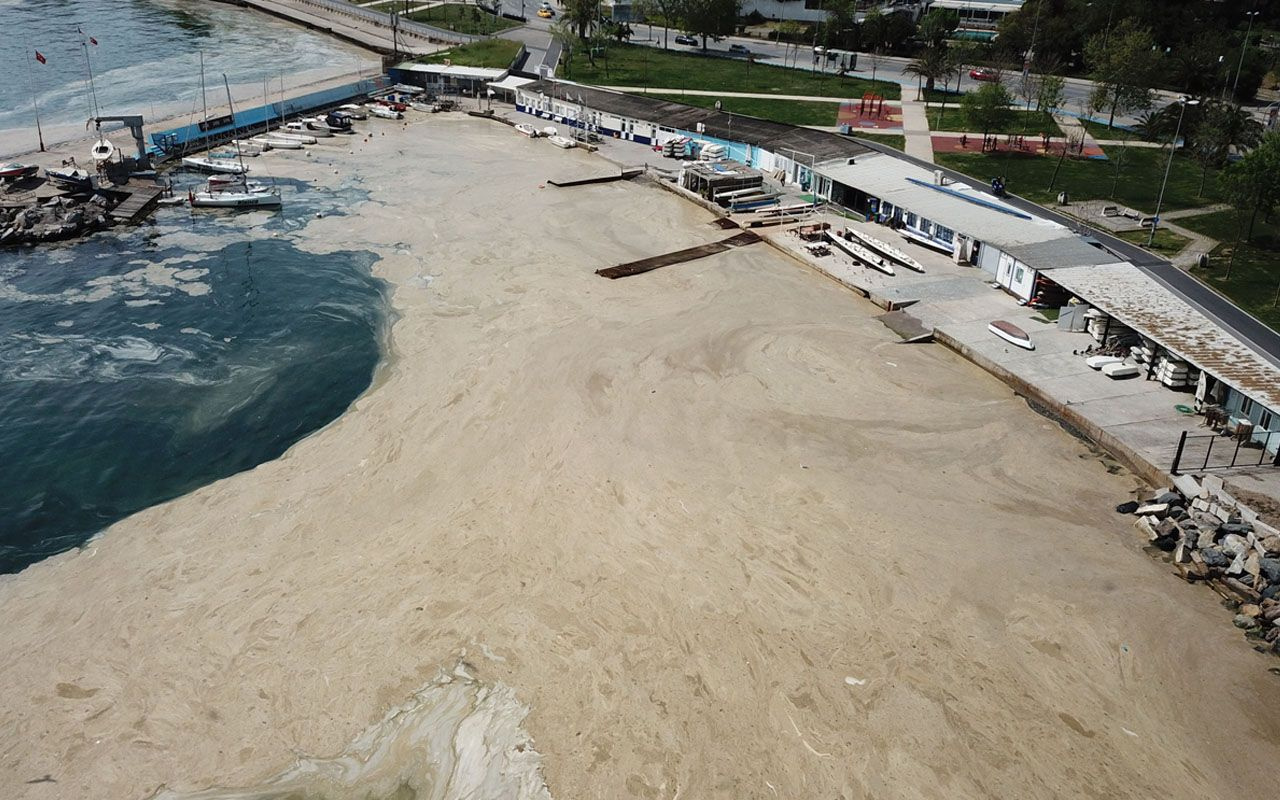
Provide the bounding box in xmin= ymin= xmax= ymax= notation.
xmin=988 ymin=320 xmax=1034 ymax=350
xmin=1086 ymin=355 xmax=1125 ymax=370
xmin=1102 ymin=361 xmax=1142 ymax=379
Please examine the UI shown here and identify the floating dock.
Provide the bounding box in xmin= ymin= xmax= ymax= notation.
xmin=105 ymin=183 xmax=166 ymax=224
xmin=597 ymin=231 xmax=761 ymax=279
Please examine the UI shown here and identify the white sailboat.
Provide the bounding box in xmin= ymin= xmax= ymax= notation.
xmin=253 ymin=135 xmax=302 ymax=150
xmin=190 ymin=75 xmax=280 ymax=210
xmin=287 ymin=120 xmax=331 ymax=137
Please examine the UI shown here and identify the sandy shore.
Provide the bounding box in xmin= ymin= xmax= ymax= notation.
xmin=1 ymin=114 xmax=1279 ymax=799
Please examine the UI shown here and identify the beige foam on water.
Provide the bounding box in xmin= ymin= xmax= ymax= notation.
xmin=148 ymin=664 xmax=550 ymax=800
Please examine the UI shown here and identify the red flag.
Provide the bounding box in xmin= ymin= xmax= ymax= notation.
xmin=34 ymin=50 xmax=46 ymax=64
xmin=89 ymin=36 xmax=98 ymax=45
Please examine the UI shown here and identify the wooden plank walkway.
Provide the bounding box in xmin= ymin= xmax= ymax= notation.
xmin=548 ymin=168 xmax=644 ymax=188
xmin=108 ymin=184 xmax=165 ymax=224
xmin=596 ymin=231 xmax=761 ymax=279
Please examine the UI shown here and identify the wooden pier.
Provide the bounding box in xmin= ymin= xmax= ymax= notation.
xmin=106 ymin=182 xmax=165 ymax=225
xmin=596 ymin=231 xmax=761 ymax=279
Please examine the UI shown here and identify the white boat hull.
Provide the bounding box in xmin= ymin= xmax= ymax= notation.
xmin=270 ymin=132 xmax=316 ymax=145
xmin=182 ymin=156 xmax=248 ymax=175
xmin=988 ymin=321 xmax=1034 ymax=350
xmin=253 ymin=136 xmax=302 ymax=150
xmin=548 ymin=135 xmax=576 ymax=149
xmin=847 ymin=227 xmax=926 ymax=274
xmin=825 ymin=230 xmax=895 ymax=275
xmin=191 ymin=189 xmax=281 ymax=208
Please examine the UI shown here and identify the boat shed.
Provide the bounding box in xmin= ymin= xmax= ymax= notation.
xmin=811 ymin=150 xmax=1115 ymax=301
xmin=390 ymin=63 xmax=509 ymax=96
xmin=1046 ymin=263 xmax=1280 ymax=456
xmin=514 ymin=80 xmax=871 ymax=189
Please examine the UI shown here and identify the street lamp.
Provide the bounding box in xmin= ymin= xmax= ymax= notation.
xmin=1147 ymin=96 xmax=1198 ymax=248
xmin=1231 ymin=10 xmax=1261 ymax=98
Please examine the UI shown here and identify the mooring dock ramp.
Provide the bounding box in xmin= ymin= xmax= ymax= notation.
xmin=548 ymin=167 xmax=644 ymax=188
xmin=597 ymin=231 xmax=761 ymax=279
xmin=107 ymin=183 xmax=165 ymax=225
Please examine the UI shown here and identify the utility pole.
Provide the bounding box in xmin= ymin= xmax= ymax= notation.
xmin=1232 ymin=9 xmax=1260 ymax=98
xmin=1148 ymin=97 xmax=1198 ymax=248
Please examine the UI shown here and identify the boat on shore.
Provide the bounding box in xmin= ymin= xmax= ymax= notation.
xmin=824 ymin=230 xmax=895 ymax=275
xmin=515 ymin=123 xmax=539 ymax=137
xmin=988 ymin=320 xmax=1034 ymax=350
xmin=547 ymin=135 xmax=576 ymax=149
xmin=0 ymin=162 xmax=40 ymax=181
xmin=846 ymin=227 xmax=926 ymax=274
xmin=367 ymin=105 xmax=402 ymax=120
xmin=45 ymin=166 xmax=93 ymax=189
xmin=288 ymin=120 xmax=332 ymax=138
xmin=181 ymin=155 xmax=248 ymax=174
xmin=269 ymin=130 xmax=317 ymax=145
xmin=252 ymin=135 xmax=302 ymax=150
xmin=337 ymin=104 xmax=368 ymax=120
xmin=191 ymin=75 xmax=282 ymax=210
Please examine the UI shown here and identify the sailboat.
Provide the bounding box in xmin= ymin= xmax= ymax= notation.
xmin=190 ymin=75 xmax=280 ymax=209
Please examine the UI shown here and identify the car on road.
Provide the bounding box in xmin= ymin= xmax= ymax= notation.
xmin=537 ymin=7 xmax=554 ymax=17
xmin=728 ymin=44 xmax=750 ymax=56
xmin=969 ymin=67 xmax=1000 ymax=82
xmin=674 ymin=33 xmax=698 ymax=46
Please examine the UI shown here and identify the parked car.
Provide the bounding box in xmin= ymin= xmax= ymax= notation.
xmin=969 ymin=67 xmax=1000 ymax=82
xmin=537 ymin=7 xmax=554 ymax=17
xmin=728 ymin=44 xmax=751 ymax=56
xmin=674 ymin=33 xmax=698 ymax=46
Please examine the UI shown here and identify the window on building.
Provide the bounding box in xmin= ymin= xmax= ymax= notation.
xmin=905 ymin=211 xmax=918 ymax=227
xmin=935 ymin=225 xmax=955 ymax=244
xmin=803 ymin=0 xmax=822 ymax=8
xmin=1240 ymin=396 xmax=1255 ymax=417
xmin=919 ymin=219 xmax=933 ymax=235
xmin=1014 ymin=266 xmax=1025 ymax=284
xmin=1262 ymin=409 xmax=1274 ymax=430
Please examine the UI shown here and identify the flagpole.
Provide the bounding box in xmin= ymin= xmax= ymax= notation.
xmin=25 ymin=48 xmax=46 ymax=152
xmin=79 ymin=26 xmax=101 ymax=121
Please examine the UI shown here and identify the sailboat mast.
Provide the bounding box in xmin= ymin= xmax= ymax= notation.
xmin=223 ymin=75 xmax=248 ymax=188
xmin=24 ymin=48 xmax=46 ymax=152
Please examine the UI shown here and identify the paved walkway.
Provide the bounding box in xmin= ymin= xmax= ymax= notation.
xmin=897 ymin=94 xmax=933 ymax=163
xmin=240 ymin=0 xmax=462 ymax=53
xmin=611 ymin=87 xmax=847 ymax=103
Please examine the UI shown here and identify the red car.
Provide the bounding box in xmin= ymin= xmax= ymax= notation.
xmin=969 ymin=67 xmax=1000 ymax=82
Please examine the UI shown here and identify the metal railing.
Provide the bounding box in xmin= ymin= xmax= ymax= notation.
xmin=1171 ymin=429 xmax=1280 ymax=474
xmin=278 ymin=0 xmax=482 ymax=44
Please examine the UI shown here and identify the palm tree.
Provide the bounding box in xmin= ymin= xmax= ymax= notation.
xmin=903 ymin=46 xmax=955 ymax=102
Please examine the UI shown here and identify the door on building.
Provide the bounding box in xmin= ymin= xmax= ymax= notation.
xmin=996 ymin=252 xmax=1016 ymax=288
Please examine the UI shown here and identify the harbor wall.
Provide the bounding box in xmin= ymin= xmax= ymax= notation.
xmin=149 ymin=76 xmax=389 ymax=159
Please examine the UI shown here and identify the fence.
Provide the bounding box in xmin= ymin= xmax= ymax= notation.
xmin=249 ymin=0 xmax=481 ymax=45
xmin=1171 ymin=429 xmax=1280 ymax=474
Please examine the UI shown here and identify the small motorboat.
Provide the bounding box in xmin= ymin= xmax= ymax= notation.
xmin=376 ymin=99 xmax=408 ymax=112
xmin=988 ymin=320 xmax=1034 ymax=350
xmin=409 ymin=101 xmax=435 ymax=113
xmin=515 ymin=123 xmax=539 ymax=137
xmin=90 ymin=138 xmax=116 ymax=162
xmin=303 ymin=117 xmax=340 ymax=134
xmin=181 ymin=156 xmax=249 ymax=174
xmin=541 ymin=126 xmax=558 ymax=137
xmin=367 ymin=105 xmax=402 ymax=120
xmin=337 ymin=104 xmax=368 ymax=120
xmin=288 ymin=120 xmax=332 ymax=137
xmin=0 ymin=162 xmax=40 ymax=180
xmin=547 ymin=135 xmax=577 ymax=149
xmin=45 ymin=166 xmax=93 ymax=189
xmin=230 ymin=139 xmax=269 ymax=155
xmin=324 ymin=111 xmax=354 ymax=132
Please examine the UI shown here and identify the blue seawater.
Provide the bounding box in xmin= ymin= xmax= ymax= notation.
xmin=0 ymin=179 xmax=389 ymax=573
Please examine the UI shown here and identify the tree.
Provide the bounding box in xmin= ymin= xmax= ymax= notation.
xmin=776 ymin=19 xmax=804 ymax=69
xmin=1035 ymin=73 xmax=1064 ymax=114
xmin=917 ymin=8 xmax=959 ymax=49
xmin=1084 ymin=19 xmax=1159 ymax=129
xmin=563 ymin=0 xmax=601 ymax=39
xmin=1218 ymin=132 xmax=1280 ymax=242
xmin=961 ymin=82 xmax=1015 ymax=144
xmin=903 ymin=45 xmax=955 ymax=99
xmin=550 ymin=17 xmax=578 ymax=75
xmin=1189 ymin=99 xmax=1264 ymax=195
xmin=679 ymin=0 xmax=738 ymax=51
xmin=634 ymin=0 xmax=681 ymax=49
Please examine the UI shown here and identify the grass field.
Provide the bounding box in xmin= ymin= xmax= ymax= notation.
xmin=559 ymin=43 xmax=901 ymax=100
xmin=419 ymin=38 xmax=521 ymax=69
xmin=935 ymin=146 xmax=1221 ymax=213
xmin=406 ymin=4 xmax=519 ymax=35
xmin=1180 ymin=210 xmax=1280 ymax=332
xmin=1115 ymin=228 xmax=1192 ymax=256
xmin=1081 ymin=119 xmax=1143 ymax=142
xmin=643 ymin=93 xmax=841 ymax=127
xmin=930 ymin=108 xmax=1064 ymax=138
xmin=848 ymin=131 xmax=907 ymax=151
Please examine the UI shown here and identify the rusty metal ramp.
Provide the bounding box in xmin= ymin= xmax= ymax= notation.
xmin=596 ymin=231 xmax=761 ymax=279
xmin=877 ymin=309 xmax=934 ymax=343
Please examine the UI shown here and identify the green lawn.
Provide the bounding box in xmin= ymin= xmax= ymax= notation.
xmin=1081 ymin=119 xmax=1142 ymax=142
xmin=1114 ymin=228 xmax=1192 ymax=255
xmin=559 ymin=43 xmax=901 ymax=100
xmin=419 ymin=38 xmax=521 ymax=69
xmin=1180 ymin=210 xmax=1280 ymax=332
xmin=930 ymin=108 xmax=1064 ymax=138
xmin=934 ymin=146 xmax=1222 ymax=214
xmin=848 ymin=131 xmax=907 ymax=151
xmin=643 ymin=93 xmax=841 ymax=127
xmin=406 ymin=4 xmax=519 ymax=35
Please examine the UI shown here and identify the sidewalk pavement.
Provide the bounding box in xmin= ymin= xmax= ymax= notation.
xmin=897 ymin=94 xmax=934 ymax=163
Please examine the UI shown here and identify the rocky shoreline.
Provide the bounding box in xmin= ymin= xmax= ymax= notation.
xmin=0 ymin=192 xmax=115 ymax=247
xmin=1122 ymin=474 xmax=1280 ymax=654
